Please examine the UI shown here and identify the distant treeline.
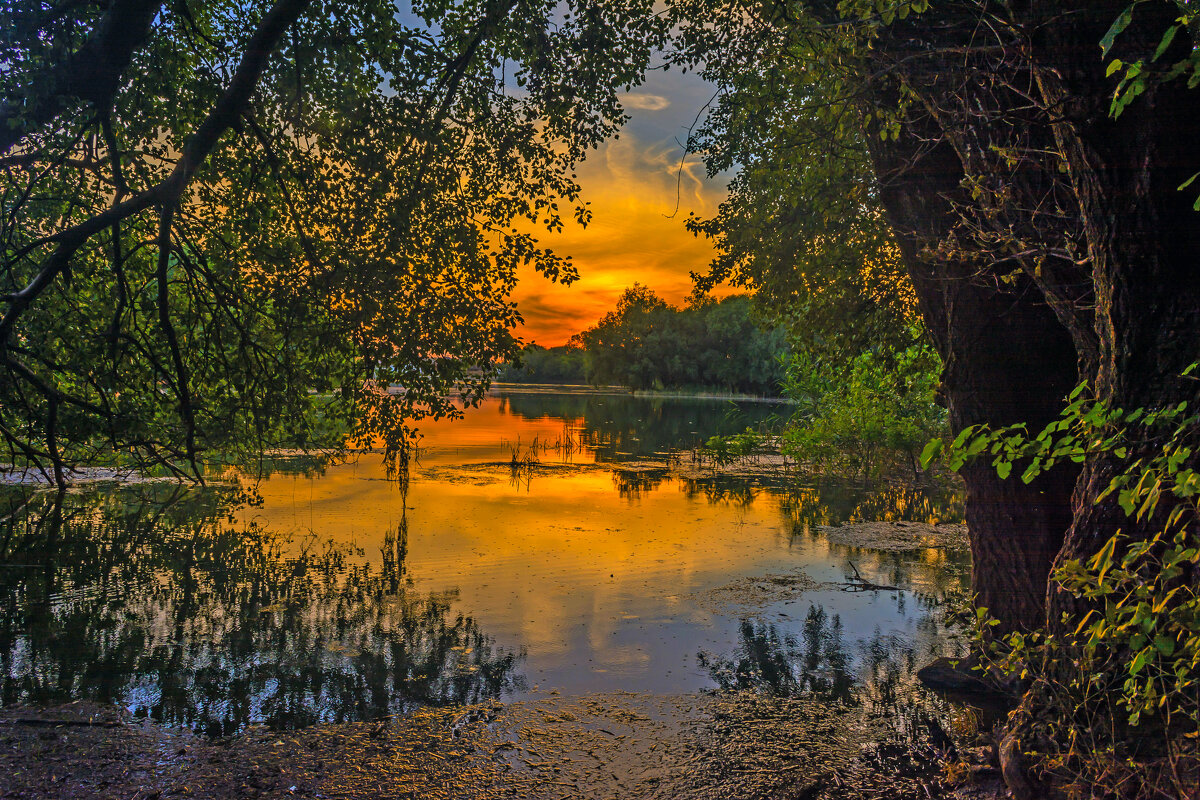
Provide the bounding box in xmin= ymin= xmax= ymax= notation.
xmin=498 ymin=288 xmax=788 ymax=395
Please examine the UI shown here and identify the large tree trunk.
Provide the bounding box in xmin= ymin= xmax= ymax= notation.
xmin=860 ymin=0 xmax=1200 ymax=633
xmin=844 ymin=1 xmax=1200 ymax=792
xmin=865 ymin=128 xmax=1081 ymax=632
xmin=1027 ymin=0 xmax=1200 ymax=622
xmin=855 ymin=5 xmax=1084 ymax=632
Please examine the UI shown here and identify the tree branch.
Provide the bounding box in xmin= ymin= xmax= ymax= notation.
xmin=0 ymin=0 xmax=164 ymax=156
xmin=0 ymin=0 xmax=312 ymax=347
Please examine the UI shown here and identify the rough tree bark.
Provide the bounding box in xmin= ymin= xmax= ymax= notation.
xmin=858 ymin=0 xmax=1200 ymax=632
xmin=858 ymin=8 xmax=1084 ymax=633
xmin=866 ymin=131 xmax=1081 ymax=633
xmin=1025 ymin=0 xmax=1200 ymax=623
xmin=859 ymin=3 xmax=1200 ymax=789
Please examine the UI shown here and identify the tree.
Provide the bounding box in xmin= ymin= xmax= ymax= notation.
xmin=574 ymin=287 xmax=787 ymax=393
xmin=496 ymin=343 xmax=587 ymax=383
xmin=676 ymin=0 xmax=1200 ymax=633
xmin=782 ymin=339 xmax=944 ymax=483
xmin=679 ymin=0 xmax=1200 ymax=790
xmin=1 ymin=0 xmax=665 ymax=483
xmin=575 ymin=283 xmax=669 ymax=389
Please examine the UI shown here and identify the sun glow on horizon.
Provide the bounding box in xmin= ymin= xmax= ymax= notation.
xmin=511 ymin=85 xmax=733 ymax=347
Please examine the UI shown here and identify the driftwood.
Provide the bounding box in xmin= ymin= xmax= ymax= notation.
xmin=839 ymin=561 xmax=901 ymax=592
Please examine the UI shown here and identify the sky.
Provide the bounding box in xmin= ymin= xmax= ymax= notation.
xmin=511 ymin=66 xmax=730 ymax=346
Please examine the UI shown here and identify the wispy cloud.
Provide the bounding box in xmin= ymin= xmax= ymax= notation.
xmin=622 ymin=92 xmax=671 ymax=111
xmin=510 ymin=129 xmax=730 ymax=345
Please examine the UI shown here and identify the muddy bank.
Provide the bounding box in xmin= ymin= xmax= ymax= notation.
xmin=818 ymin=521 xmax=969 ymax=552
xmin=0 ymin=694 xmax=999 ymax=800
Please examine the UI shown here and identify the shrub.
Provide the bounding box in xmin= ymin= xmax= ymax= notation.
xmin=931 ymin=373 xmax=1200 ymax=799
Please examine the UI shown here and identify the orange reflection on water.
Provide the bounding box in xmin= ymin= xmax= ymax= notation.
xmin=242 ymin=392 xmax=967 ymax=697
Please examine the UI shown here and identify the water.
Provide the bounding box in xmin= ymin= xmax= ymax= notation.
xmin=0 ymin=387 xmax=968 ymax=739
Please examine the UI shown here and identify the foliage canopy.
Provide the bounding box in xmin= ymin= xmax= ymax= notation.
xmin=1 ymin=0 xmax=665 ymax=482
xmin=573 ymin=287 xmax=788 ymax=394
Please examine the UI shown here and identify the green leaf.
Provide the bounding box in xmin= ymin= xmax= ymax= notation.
xmin=1101 ymin=6 xmax=1135 ymax=58
xmin=1153 ymin=24 xmax=1178 ymax=61
xmin=952 ymin=426 xmax=976 ymax=449
xmin=1154 ymin=635 xmax=1176 ymax=656
xmin=996 ymin=460 xmax=1012 ymax=479
xmin=919 ymin=438 xmax=942 ymax=469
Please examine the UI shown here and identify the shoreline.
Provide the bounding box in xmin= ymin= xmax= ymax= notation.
xmin=489 ymin=381 xmax=797 ymax=404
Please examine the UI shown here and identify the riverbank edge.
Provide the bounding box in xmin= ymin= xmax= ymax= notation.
xmin=489 ymin=381 xmax=798 ymax=404
xmin=0 ymin=698 xmax=1006 ymax=800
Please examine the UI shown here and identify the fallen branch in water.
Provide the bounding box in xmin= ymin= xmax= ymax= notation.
xmin=839 ymin=561 xmax=901 ymax=592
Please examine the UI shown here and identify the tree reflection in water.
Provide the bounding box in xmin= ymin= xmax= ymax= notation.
xmin=611 ymin=467 xmax=669 ymax=500
xmin=0 ymin=487 xmax=524 ymax=736
xmin=498 ymin=391 xmax=778 ymax=462
xmin=697 ymin=606 xmax=854 ymax=701
xmin=697 ymin=603 xmax=962 ymax=745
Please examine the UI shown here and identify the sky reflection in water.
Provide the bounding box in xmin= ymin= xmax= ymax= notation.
xmin=0 ymin=388 xmax=968 ymax=735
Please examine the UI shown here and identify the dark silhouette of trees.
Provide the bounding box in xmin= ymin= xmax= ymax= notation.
xmin=678 ymin=1 xmax=1200 ymax=792
xmin=496 ymin=344 xmax=588 ymax=384
xmin=1 ymin=0 xmax=665 ymax=483
xmin=0 ymin=487 xmax=524 ymax=734
xmin=676 ymin=0 xmax=1200 ymax=634
xmin=572 ymin=287 xmax=788 ymax=393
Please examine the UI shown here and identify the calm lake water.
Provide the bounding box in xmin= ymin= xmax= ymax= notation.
xmin=0 ymin=387 xmax=968 ymax=739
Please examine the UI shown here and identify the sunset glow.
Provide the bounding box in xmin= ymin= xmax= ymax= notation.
xmin=512 ymin=78 xmax=730 ymax=346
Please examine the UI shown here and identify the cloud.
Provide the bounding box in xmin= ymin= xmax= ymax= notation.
xmin=622 ymin=92 xmax=671 ymax=112
xmin=510 ymin=129 xmax=732 ymax=345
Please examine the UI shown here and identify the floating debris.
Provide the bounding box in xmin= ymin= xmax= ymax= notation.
xmin=819 ymin=522 xmax=969 ymax=552
xmin=690 ymin=571 xmax=823 ymax=613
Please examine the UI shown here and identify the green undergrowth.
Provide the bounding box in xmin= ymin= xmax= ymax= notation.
xmin=928 ymin=373 xmax=1200 ymax=799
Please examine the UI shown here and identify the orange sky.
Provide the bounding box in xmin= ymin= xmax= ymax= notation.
xmin=511 ymin=75 xmax=731 ymax=346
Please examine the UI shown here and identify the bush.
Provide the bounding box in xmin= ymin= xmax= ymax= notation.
xmin=782 ymin=340 xmax=945 ymax=481
xmin=936 ymin=376 xmax=1200 ymax=799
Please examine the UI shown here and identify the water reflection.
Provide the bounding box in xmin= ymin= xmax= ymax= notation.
xmin=778 ymin=482 xmax=966 ymax=534
xmin=697 ymin=607 xmax=853 ymax=701
xmin=1 ymin=391 xmax=971 ymax=739
xmin=497 ymin=390 xmax=781 ymax=462
xmin=0 ymin=488 xmax=524 ymax=735
xmin=612 ymin=467 xmax=670 ymax=500
xmin=697 ymin=601 xmax=962 ymax=747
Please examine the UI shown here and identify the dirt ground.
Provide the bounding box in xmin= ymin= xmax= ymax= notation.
xmin=0 ymin=693 xmax=1002 ymax=800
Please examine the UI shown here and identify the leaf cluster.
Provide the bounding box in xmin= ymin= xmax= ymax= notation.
xmin=670 ymin=0 xmax=921 ymax=366
xmin=940 ymin=368 xmax=1200 ymax=797
xmin=782 ymin=336 xmax=945 ymax=481
xmin=1 ymin=0 xmax=668 ymax=481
